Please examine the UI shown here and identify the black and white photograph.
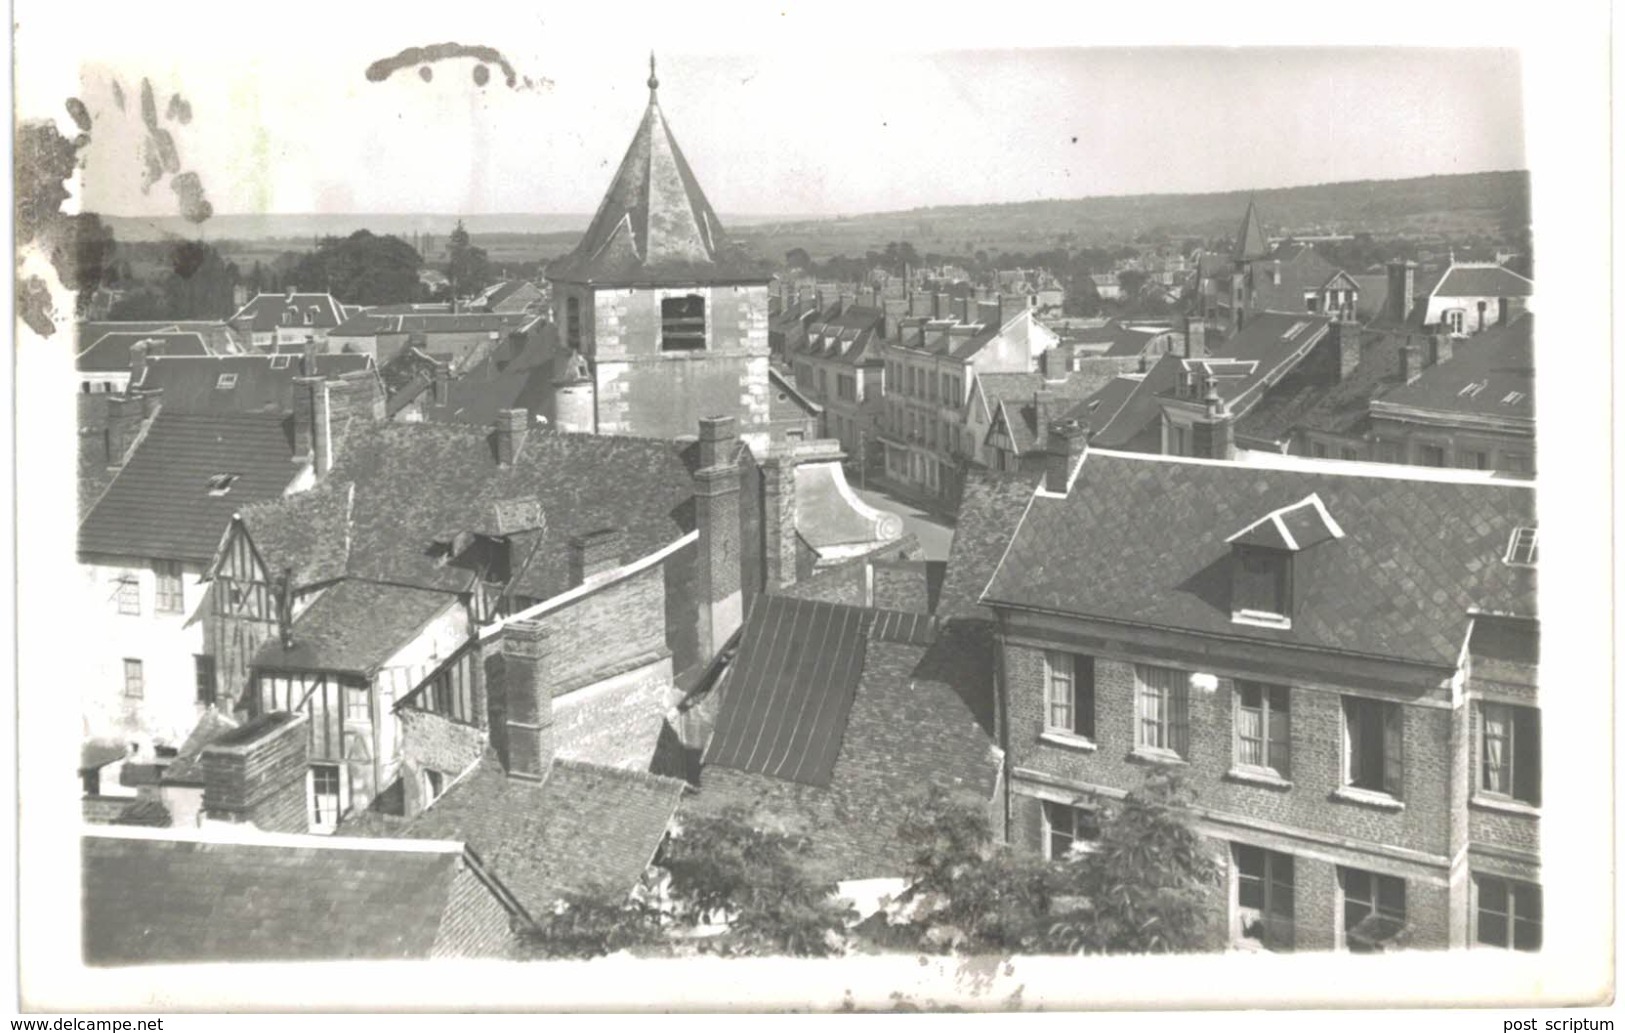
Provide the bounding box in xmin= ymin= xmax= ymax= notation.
xmin=9 ymin=0 xmax=1614 ymax=1018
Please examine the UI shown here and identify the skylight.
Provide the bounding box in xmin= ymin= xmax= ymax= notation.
xmin=215 ymin=373 xmax=238 ymax=390
xmin=1504 ymin=526 xmax=1537 ymax=567
xmin=206 ymin=474 xmax=240 ymax=496
xmin=1458 ymin=381 xmax=1488 ymax=398
xmin=269 ymin=355 xmax=291 ymax=370
xmin=1282 ymin=321 xmax=1311 ymax=341
xmin=1502 ymin=391 xmax=1526 ymax=405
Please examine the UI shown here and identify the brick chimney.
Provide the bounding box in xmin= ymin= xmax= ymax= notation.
xmin=1401 ymin=340 xmax=1424 ymax=385
xmin=200 ymin=711 xmax=311 ymax=833
xmin=933 ymin=292 xmax=952 ymax=320
xmin=882 ymin=297 xmax=909 ymax=340
xmin=1333 ymin=321 xmax=1362 ymax=381
xmin=1428 ymin=331 xmax=1453 ymax=368
xmin=1183 ymin=316 xmax=1207 ymax=358
xmin=300 ymin=337 xmax=317 ymax=376
xmin=761 ymin=453 xmax=798 ymax=592
xmin=1044 ymin=418 xmax=1089 ymax=494
xmin=693 ymin=416 xmax=743 ymax=659
xmin=129 ymin=341 xmax=150 ymax=386
xmin=104 ymin=394 xmax=147 ymax=466
xmin=567 ymin=528 xmax=625 ymax=587
xmin=908 ymin=291 xmax=932 ymax=319
xmin=1032 ymin=391 xmax=1053 ymax=450
xmin=977 ymin=300 xmax=1001 ymax=326
xmin=495 ymin=408 xmax=529 ymax=466
xmin=1209 ymin=417 xmax=1236 ymax=461
xmin=1041 ymin=347 xmax=1069 ymax=381
xmin=1387 ymin=261 xmax=1416 ymax=324
xmin=292 ymin=376 xmax=325 ymax=472
xmin=998 ymin=294 xmax=1027 ymax=327
xmin=490 ymin=620 xmax=554 ymax=780
xmin=953 ymin=296 xmax=973 ymax=324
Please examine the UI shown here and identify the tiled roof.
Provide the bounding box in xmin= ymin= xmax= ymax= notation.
xmin=1374 ymin=316 xmax=1534 ymax=421
xmin=547 ymin=87 xmax=767 ymax=285
xmin=704 ymin=596 xmax=873 ymax=787
xmin=1433 ymin=265 xmax=1533 ymax=299
xmin=982 ymin=365 xmax=1137 ymax=455
xmin=78 ymin=394 xmax=121 ymax=521
xmin=284 ymin=420 xmax=696 ymax=598
xmin=981 ymin=452 xmax=1537 ymax=667
xmin=1071 ymin=353 xmax=1181 ymax=449
xmin=228 ymin=293 xmax=347 ymax=333
xmin=405 ymin=331 xmax=569 ymax=429
xmin=82 ymin=830 xmax=500 ymax=964
xmin=77 ymin=331 xmax=210 ymax=373
xmin=1235 ymin=329 xmax=1406 ymax=443
xmin=78 ymin=413 xmax=300 ymax=563
xmin=937 ymin=468 xmax=1041 ymax=622
xmin=236 ymin=482 xmax=354 ymax=586
xmin=133 ymin=354 xmax=376 ymax=414
xmin=1234 ymin=200 xmax=1271 ymax=260
xmin=158 ymin=710 xmax=240 ymax=786
xmin=690 ymin=623 xmax=998 ymax=882
xmin=354 ymin=755 xmax=684 ymax=913
xmin=251 ymin=579 xmax=459 ymax=676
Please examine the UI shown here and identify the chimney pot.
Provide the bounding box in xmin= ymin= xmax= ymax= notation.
xmin=495 ymin=620 xmax=553 ymax=780
xmin=697 ymin=414 xmax=738 ymax=470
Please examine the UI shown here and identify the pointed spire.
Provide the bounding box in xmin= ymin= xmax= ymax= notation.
xmin=1234 ymin=197 xmax=1270 ymax=261
xmin=647 ymin=52 xmax=659 ymax=93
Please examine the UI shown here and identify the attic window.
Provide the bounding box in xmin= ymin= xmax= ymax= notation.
xmin=205 ymin=474 xmax=240 ymax=496
xmin=1502 ymin=391 xmax=1526 ymax=405
xmin=270 ymin=355 xmax=291 ymax=370
xmin=660 ymin=295 xmax=707 ymax=352
xmin=1232 ymin=546 xmax=1292 ymax=628
xmin=1282 ymin=321 xmax=1311 ymax=341
xmin=215 ymin=373 xmax=238 ymax=389
xmin=1504 ymin=527 xmax=1538 ymax=567
xmin=304 ymin=307 xmax=317 ymax=326
xmin=1458 ymin=381 xmax=1488 ymax=398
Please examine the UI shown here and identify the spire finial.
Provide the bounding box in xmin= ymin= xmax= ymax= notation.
xmin=647 ymin=52 xmax=659 ymax=92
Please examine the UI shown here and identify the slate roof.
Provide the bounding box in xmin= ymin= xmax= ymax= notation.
xmin=689 ymin=622 xmax=999 ymax=883
xmin=982 ymin=365 xmax=1135 ymax=455
xmin=82 ymin=830 xmax=508 ymax=964
xmin=77 ymin=331 xmax=211 ymax=372
xmin=471 ymin=279 xmax=537 ymax=310
xmin=264 ymin=420 xmax=695 ymax=599
xmin=546 ymin=81 xmax=767 ymax=286
xmin=1374 ymin=315 xmax=1534 ymax=422
xmin=228 ymin=293 xmax=347 ymax=332
xmin=704 ymin=596 xmax=874 ymax=787
xmin=133 ymin=354 xmax=376 ymax=414
xmin=1433 ymin=264 xmax=1533 ymax=299
xmin=1070 ymin=352 xmax=1181 ymax=449
xmin=981 ymin=452 xmax=1537 ymax=668
xmin=937 ymin=468 xmax=1042 ymax=621
xmin=1167 ymin=312 xmax=1335 ymax=411
xmin=78 ymin=412 xmax=300 ymax=563
xmin=401 ymin=328 xmax=569 ymax=429
xmin=251 ymin=579 xmax=458 ymax=676
xmin=330 ymin=312 xmax=539 ymax=338
xmin=353 ymin=755 xmax=685 ymax=913
xmin=79 ymin=321 xmax=239 ymax=355
xmin=1235 ymin=328 xmax=1408 ymax=443
xmin=1234 ymin=200 xmax=1271 ymax=260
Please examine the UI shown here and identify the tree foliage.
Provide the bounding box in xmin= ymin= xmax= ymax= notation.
xmin=889 ymin=772 xmax=1224 ymax=956
xmin=657 ymin=808 xmax=854 ymax=957
xmin=515 ymin=888 xmax=665 ymax=960
xmin=291 ymin=230 xmax=423 ymax=305
xmin=447 ymin=219 xmax=493 ymax=297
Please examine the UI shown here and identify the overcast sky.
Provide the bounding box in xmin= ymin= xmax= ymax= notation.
xmin=18 ymin=5 xmax=1526 ymax=219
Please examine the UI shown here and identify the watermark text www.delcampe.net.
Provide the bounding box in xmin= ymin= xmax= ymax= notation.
xmin=12 ymin=1020 xmax=164 ymax=1031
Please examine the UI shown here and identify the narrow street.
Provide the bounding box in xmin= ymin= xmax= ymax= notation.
xmin=852 ymin=482 xmax=955 ymax=562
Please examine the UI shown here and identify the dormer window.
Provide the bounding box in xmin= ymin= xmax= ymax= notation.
xmin=1232 ymin=546 xmax=1292 ymax=625
xmin=1224 ymin=493 xmax=1345 ymax=630
xmin=206 ymin=473 xmax=239 ymax=496
xmin=304 ymin=307 xmax=317 ymax=326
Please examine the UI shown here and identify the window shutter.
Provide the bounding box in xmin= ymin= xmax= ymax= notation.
xmin=1513 ymin=708 xmax=1540 ymax=805
xmin=1383 ymin=703 xmax=1404 ymax=798
xmin=1076 ymin=656 xmax=1095 ymax=739
xmin=1268 ymin=691 xmax=1291 ymax=777
xmin=1170 ymin=677 xmax=1190 ymax=757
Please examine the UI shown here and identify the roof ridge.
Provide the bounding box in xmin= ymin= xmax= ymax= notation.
xmin=548 ymin=757 xmax=689 ymax=793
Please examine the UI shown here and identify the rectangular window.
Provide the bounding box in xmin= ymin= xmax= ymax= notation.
xmin=1235 ymin=844 xmax=1295 ymax=951
xmin=122 ymin=659 xmax=144 ymax=699
xmin=1135 ymin=665 xmax=1189 ymax=757
xmin=194 ymin=654 xmax=217 ymax=705
xmin=1340 ymin=446 xmax=1359 ymax=461
xmin=1341 ymin=867 xmax=1406 ymax=952
xmin=1343 ymin=696 xmax=1403 ymax=798
xmin=1475 ymin=875 xmax=1542 ymax=951
xmin=1455 ymin=450 xmax=1489 ymax=470
xmin=1044 ymin=651 xmax=1095 ymax=740
xmin=344 ymin=684 xmax=370 ymax=723
xmin=1311 ymin=442 xmax=1328 ymax=459
xmin=1042 ymin=800 xmax=1100 ymax=860
xmin=1417 ymin=444 xmax=1446 ymax=467
xmin=660 ymin=294 xmax=707 ymax=351
xmin=310 ymin=764 xmax=342 ymax=830
xmin=425 ymin=769 xmax=446 ymax=803
xmin=1480 ymin=703 xmax=1540 ymax=805
xmin=154 ymin=560 xmax=184 ymax=614
xmin=1233 ymin=547 xmax=1290 ymax=619
xmin=115 ymin=574 xmax=141 ymax=616
xmin=1503 ymin=453 xmax=1534 ymax=475
xmin=1235 ymin=682 xmax=1291 ymax=778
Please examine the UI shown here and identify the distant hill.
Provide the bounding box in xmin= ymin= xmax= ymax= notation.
xmin=730 ymin=170 xmax=1532 ymax=261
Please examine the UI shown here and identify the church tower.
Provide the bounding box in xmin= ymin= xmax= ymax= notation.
xmin=546 ymin=55 xmax=773 ymax=454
